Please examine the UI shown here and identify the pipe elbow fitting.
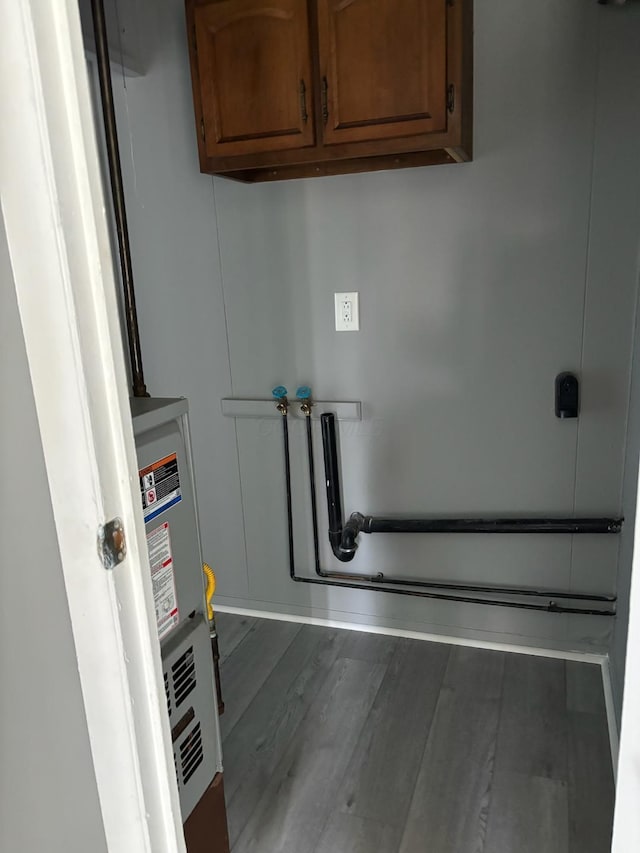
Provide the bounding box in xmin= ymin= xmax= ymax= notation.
xmin=329 ymin=529 xmax=357 ymax=562
xmin=334 ymin=513 xmax=366 ymax=562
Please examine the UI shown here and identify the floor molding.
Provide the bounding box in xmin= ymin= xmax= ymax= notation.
xmin=601 ymin=655 xmax=620 ymax=781
xmin=214 ymin=603 xmax=607 ymax=665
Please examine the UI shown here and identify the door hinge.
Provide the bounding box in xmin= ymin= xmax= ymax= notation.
xmin=200 ymin=118 xmax=205 ymax=142
xmin=447 ymin=0 xmax=454 ymax=6
xmin=98 ymin=517 xmax=127 ymax=570
xmin=447 ymin=83 xmax=455 ymax=114
xmin=192 ymin=26 xmax=198 ymax=56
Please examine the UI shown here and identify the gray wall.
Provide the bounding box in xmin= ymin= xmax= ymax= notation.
xmin=109 ymin=0 xmax=640 ymax=652
xmin=0 ymin=221 xmax=108 ymax=851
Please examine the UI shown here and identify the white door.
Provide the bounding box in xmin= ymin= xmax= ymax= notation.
xmin=613 ymin=479 xmax=640 ymax=851
xmin=0 ymin=1 xmax=185 ymax=851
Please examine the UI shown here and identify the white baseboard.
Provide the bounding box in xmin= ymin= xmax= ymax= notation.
xmin=601 ymin=656 xmax=620 ymax=781
xmin=214 ymin=603 xmax=607 ymax=665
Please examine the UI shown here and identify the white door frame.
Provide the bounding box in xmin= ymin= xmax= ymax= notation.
xmin=613 ymin=476 xmax=640 ymax=850
xmin=0 ymin=2 xmax=184 ymax=851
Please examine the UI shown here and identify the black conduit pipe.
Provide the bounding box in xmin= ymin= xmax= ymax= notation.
xmin=281 ymin=410 xmax=295 ymax=580
xmin=91 ymin=0 xmax=148 ymax=398
xmin=284 ymin=410 xmax=615 ymax=616
xmin=347 ymin=514 xmax=622 ymax=536
xmin=320 ymin=410 xmax=349 ymax=561
xmin=304 ymin=414 xmax=323 ymax=577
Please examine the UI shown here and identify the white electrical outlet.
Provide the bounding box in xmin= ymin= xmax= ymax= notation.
xmin=335 ymin=291 xmax=359 ymax=331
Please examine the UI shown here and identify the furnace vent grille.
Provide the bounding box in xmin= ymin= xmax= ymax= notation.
xmin=180 ymin=721 xmax=203 ymax=785
xmin=172 ymin=646 xmax=196 ymax=708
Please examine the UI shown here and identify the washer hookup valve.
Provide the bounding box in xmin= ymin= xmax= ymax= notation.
xmin=272 ymin=386 xmax=289 ymax=415
xmin=296 ymin=386 xmax=313 ymax=416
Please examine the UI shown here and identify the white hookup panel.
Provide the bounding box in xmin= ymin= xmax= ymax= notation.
xmin=335 ymin=291 xmax=359 ymax=331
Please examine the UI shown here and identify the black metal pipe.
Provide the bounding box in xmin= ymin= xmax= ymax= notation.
xmin=363 ymin=516 xmax=622 ymax=535
xmin=320 ymin=413 xmax=352 ymax=561
xmin=291 ymin=576 xmax=613 ymax=616
xmin=326 ymin=571 xmax=616 ymax=602
xmin=281 ymin=411 xmax=295 ymax=580
xmin=320 ymin=412 xmax=622 ymax=563
xmin=91 ymin=0 xmax=148 ymax=398
xmin=290 ymin=413 xmax=615 ymax=616
xmin=304 ymin=415 xmax=323 ymax=576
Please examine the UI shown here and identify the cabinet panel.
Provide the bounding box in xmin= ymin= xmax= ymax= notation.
xmin=317 ymin=0 xmax=448 ymax=145
xmin=193 ymin=0 xmax=315 ymax=157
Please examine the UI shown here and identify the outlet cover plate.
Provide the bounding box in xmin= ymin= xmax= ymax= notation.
xmin=335 ymin=291 xmax=359 ymax=331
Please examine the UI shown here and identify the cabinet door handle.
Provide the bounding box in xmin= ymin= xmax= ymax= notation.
xmin=321 ymin=76 xmax=329 ymax=125
xmin=299 ymin=79 xmax=309 ymax=124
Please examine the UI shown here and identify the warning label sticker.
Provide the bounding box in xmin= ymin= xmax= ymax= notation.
xmin=139 ymin=452 xmax=183 ymax=523
xmin=147 ymin=522 xmax=179 ymax=640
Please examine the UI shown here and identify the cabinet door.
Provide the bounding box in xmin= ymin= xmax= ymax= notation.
xmin=193 ymin=0 xmax=315 ymax=157
xmin=317 ymin=0 xmax=448 ymax=146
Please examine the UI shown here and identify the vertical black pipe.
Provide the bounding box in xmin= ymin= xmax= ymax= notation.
xmin=209 ymin=630 xmax=225 ymax=716
xmin=281 ymin=413 xmax=296 ymax=579
xmin=90 ymin=0 xmax=148 ymax=398
xmin=321 ymin=413 xmax=345 ymax=557
xmin=305 ymin=416 xmax=323 ymax=576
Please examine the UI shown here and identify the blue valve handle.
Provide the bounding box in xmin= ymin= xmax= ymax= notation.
xmin=272 ymin=386 xmax=288 ymax=400
xmin=296 ymin=386 xmax=312 ymax=400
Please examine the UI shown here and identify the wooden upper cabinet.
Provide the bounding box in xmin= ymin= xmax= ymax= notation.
xmin=191 ymin=0 xmax=315 ymax=157
xmin=186 ymin=0 xmax=472 ymax=182
xmin=317 ymin=0 xmax=447 ymax=146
